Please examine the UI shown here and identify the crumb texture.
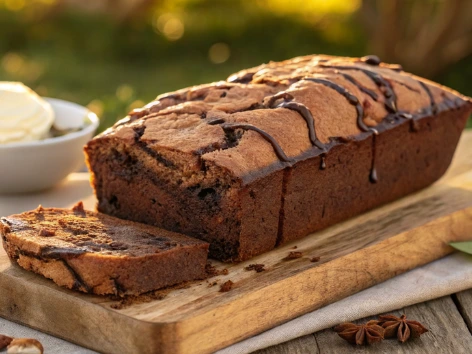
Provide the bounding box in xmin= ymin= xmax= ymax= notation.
xmin=1 ymin=204 xmax=209 ymax=295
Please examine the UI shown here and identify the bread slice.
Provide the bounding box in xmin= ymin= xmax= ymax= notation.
xmin=0 ymin=202 xmax=209 ymax=296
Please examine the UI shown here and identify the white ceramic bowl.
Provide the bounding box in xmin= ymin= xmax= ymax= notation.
xmin=0 ymin=98 xmax=99 ymax=194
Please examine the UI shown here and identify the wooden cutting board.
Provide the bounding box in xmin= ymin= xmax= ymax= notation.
xmin=1 ymin=132 xmax=472 ymax=354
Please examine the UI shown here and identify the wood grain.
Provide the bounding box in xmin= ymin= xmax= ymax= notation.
xmin=1 ymin=132 xmax=472 ymax=354
xmin=259 ymin=295 xmax=472 ymax=354
xmin=453 ymin=289 xmax=472 ymax=333
xmin=256 ymin=335 xmax=319 ymax=354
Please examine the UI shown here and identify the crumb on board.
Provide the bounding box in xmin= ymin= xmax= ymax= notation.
xmin=284 ymin=251 xmax=303 ymax=260
xmin=219 ymin=280 xmax=234 ymax=292
xmin=245 ymin=264 xmax=266 ymax=272
xmin=310 ymin=256 xmax=321 ymax=262
xmin=205 ymin=263 xmax=229 ymax=278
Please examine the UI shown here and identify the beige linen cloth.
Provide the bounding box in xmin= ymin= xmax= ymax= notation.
xmin=1 ymin=173 xmax=471 ymax=354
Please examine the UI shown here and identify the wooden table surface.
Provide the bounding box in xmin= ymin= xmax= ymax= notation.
xmin=257 ymin=284 xmax=472 ymax=353
xmin=256 ymin=131 xmax=472 ymax=354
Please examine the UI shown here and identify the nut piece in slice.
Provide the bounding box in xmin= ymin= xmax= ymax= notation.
xmin=1 ymin=202 xmax=209 ymax=296
xmin=7 ymin=338 xmax=43 ymax=354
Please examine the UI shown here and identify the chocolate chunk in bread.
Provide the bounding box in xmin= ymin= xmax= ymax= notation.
xmin=0 ymin=203 xmax=209 ymax=296
xmin=85 ymin=54 xmax=472 ymax=262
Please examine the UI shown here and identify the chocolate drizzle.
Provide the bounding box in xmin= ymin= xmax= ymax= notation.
xmin=390 ymin=79 xmax=421 ymax=93
xmin=339 ymin=73 xmax=378 ymax=101
xmin=264 ymin=91 xmax=326 ymax=151
xmin=266 ymin=92 xmax=294 ymax=108
xmin=119 ymin=56 xmax=448 ymax=189
xmin=276 ymin=168 xmax=291 ymax=246
xmin=276 ymin=101 xmax=326 ymax=149
xmin=301 ymin=77 xmax=380 ymax=181
xmin=320 ymin=154 xmax=326 ymax=170
xmin=303 ymin=77 xmax=378 ymax=134
xmin=418 ymin=81 xmax=438 ymax=114
xmin=208 ymin=118 xmax=226 ymax=125
xmin=221 ymin=123 xmax=292 ymax=163
xmin=397 ymin=112 xmax=419 ymax=132
xmin=318 ymin=65 xmax=398 ymax=113
xmin=370 ymin=134 xmax=378 ymax=183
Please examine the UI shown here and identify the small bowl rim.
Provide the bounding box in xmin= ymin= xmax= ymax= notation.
xmin=0 ymin=97 xmax=99 ymax=150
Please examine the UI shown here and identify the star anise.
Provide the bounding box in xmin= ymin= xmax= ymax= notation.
xmin=334 ymin=320 xmax=385 ymax=345
xmin=378 ymin=314 xmax=428 ymax=342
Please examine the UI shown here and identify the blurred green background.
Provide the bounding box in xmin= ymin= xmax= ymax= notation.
xmin=0 ymin=0 xmax=471 ymax=132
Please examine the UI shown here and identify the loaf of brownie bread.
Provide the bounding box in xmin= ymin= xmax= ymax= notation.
xmin=1 ymin=202 xmax=209 ymax=295
xmin=85 ymin=54 xmax=472 ymax=262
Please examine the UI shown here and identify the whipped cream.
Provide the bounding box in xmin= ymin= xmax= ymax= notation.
xmin=0 ymin=82 xmax=54 ymax=144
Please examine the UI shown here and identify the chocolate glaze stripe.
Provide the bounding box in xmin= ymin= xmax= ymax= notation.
xmin=266 ymin=92 xmax=294 ymax=108
xmin=320 ymin=154 xmax=327 ymax=170
xmin=303 ymin=77 xmax=380 ymax=182
xmin=389 ymin=79 xmax=421 ymax=93
xmin=395 ymin=112 xmax=419 ymax=132
xmin=318 ymin=65 xmax=397 ymax=113
xmin=370 ymin=134 xmax=378 ymax=183
xmin=303 ymin=77 xmax=378 ymax=134
xmin=264 ymin=91 xmax=326 ymax=150
xmin=339 ymin=73 xmax=378 ymax=101
xmin=418 ymin=81 xmax=438 ymax=114
xmin=276 ymin=101 xmax=326 ymax=149
xmin=221 ymin=123 xmax=292 ymax=162
xmin=208 ymin=118 xmax=226 ymax=125
xmin=276 ymin=168 xmax=291 ymax=246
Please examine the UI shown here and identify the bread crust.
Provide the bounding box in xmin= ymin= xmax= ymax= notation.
xmin=85 ymin=55 xmax=472 ymax=261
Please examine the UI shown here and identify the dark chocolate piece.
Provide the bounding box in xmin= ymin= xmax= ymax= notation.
xmin=221 ymin=123 xmax=292 ymax=163
xmin=361 ymin=55 xmax=381 ymax=66
xmin=418 ymin=81 xmax=438 ymax=114
xmin=276 ymin=101 xmax=326 ymax=149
